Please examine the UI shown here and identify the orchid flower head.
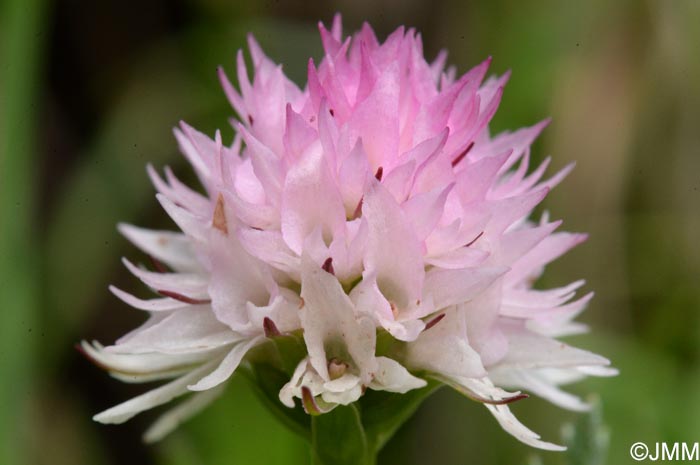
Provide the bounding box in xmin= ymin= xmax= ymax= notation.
xmin=83 ymin=14 xmax=615 ymax=449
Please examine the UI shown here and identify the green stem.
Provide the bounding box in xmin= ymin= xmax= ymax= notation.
xmin=0 ymin=0 xmax=48 ymax=463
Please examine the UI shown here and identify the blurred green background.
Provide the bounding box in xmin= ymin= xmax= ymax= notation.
xmin=1 ymin=0 xmax=698 ymax=464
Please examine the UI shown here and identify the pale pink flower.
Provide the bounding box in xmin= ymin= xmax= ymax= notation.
xmin=85 ymin=15 xmax=614 ymax=448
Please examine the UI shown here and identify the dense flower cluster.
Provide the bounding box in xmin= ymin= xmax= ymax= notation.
xmin=84 ymin=16 xmax=614 ymax=448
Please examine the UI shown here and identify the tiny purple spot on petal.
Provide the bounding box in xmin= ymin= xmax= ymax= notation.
xmin=263 ymin=317 xmax=281 ymax=338
xmin=451 ymin=141 xmax=475 ymax=167
xmin=374 ymin=166 xmax=384 ymax=181
xmin=321 ymin=257 xmax=335 ymax=275
xmin=423 ymin=313 xmax=445 ymax=332
xmin=465 ymin=231 xmax=484 ymax=247
xmin=157 ymin=290 xmax=211 ymax=305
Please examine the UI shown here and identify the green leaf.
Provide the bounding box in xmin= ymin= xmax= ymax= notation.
xmin=361 ymin=379 xmax=442 ymax=453
xmin=243 ymin=363 xmax=311 ymax=440
xmin=312 ymin=404 xmax=372 ymax=465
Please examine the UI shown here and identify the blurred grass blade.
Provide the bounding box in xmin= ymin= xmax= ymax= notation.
xmin=562 ymin=396 xmax=610 ymax=465
xmin=0 ymin=0 xmax=48 ymax=463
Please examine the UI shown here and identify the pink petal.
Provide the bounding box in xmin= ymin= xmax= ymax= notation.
xmin=362 ymin=181 xmax=424 ymax=308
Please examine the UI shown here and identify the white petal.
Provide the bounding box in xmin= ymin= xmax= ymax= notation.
xmin=489 ymin=368 xmax=590 ymax=412
xmin=377 ymin=315 xmax=426 ymax=342
xmin=370 ymin=357 xmax=427 ymax=393
xmin=485 ymin=403 xmax=566 ymax=451
xmin=485 ymin=188 xmax=548 ymax=237
xmin=528 ymin=320 xmax=590 ymax=338
xmin=242 ymin=294 xmax=299 ymax=333
xmin=118 ymin=224 xmax=202 ymax=273
xmin=110 ymin=307 xmax=239 ymax=354
xmin=109 ymin=286 xmax=188 ymax=312
xmin=147 ymin=164 xmax=210 ymax=215
xmin=496 ymin=325 xmax=611 ymax=370
xmin=188 ymin=336 xmax=264 ymax=391
xmin=143 ymin=383 xmax=227 ymax=443
xmin=93 ymin=361 xmax=217 ymax=424
xmin=362 ymin=181 xmax=424 ymax=308
xmin=424 ymin=248 xmax=490 ymax=269
xmin=423 ymin=266 xmax=507 ymax=310
xmin=174 ymin=124 xmax=212 ymax=180
xmin=497 ymin=221 xmax=561 ymax=267
xmin=506 ymin=232 xmax=587 ymax=286
xmin=80 ymin=340 xmax=213 ymax=376
xmin=402 ymin=183 xmax=453 ymax=241
xmin=238 ymin=229 xmax=301 ymax=278
xmin=122 ymin=258 xmax=209 ymax=298
xmin=446 ymin=375 xmax=521 ymax=401
xmin=405 ymin=310 xmax=486 ymax=379
xmin=155 ymin=194 xmax=208 ymax=244
xmin=350 ymin=275 xmax=425 ymax=342
xmin=321 ymin=384 xmax=363 ymax=406
xmin=337 ymin=139 xmax=370 ymax=217
xmin=300 ymin=254 xmax=377 ymax=382
xmin=110 ymin=369 xmax=191 ymax=384
xmin=577 ymin=365 xmax=619 ymax=377
xmin=439 ymin=373 xmax=565 ymax=450
xmin=323 ymin=374 xmax=362 ymax=393
xmin=207 ymin=232 xmax=275 ymax=330
xmin=503 ymin=280 xmax=586 ymax=309
xmin=279 ymin=358 xmax=309 ymax=408
xmin=280 ymin=145 xmax=345 ymax=254
xmin=501 ymin=292 xmax=593 ymax=320
xmin=238 ymin=125 xmax=284 ymax=203
xmin=279 ymin=358 xmax=326 ymax=408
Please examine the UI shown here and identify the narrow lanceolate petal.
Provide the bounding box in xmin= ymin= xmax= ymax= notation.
xmin=485 ymin=404 xmax=566 ymax=451
xmin=88 ymin=15 xmax=613 ymax=448
xmin=109 ymin=285 xmax=189 ymax=312
xmin=117 ymin=224 xmax=202 ymax=273
xmin=107 ymin=307 xmax=241 ymax=355
xmin=93 ymin=361 xmax=219 ymax=424
xmin=143 ymin=383 xmax=228 ymax=443
xmin=188 ymin=336 xmax=265 ymax=391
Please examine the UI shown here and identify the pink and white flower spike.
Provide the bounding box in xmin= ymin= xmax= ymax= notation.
xmin=83 ymin=14 xmax=615 ymax=449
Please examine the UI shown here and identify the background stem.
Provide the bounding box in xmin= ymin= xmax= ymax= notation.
xmin=0 ymin=0 xmax=48 ymax=463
